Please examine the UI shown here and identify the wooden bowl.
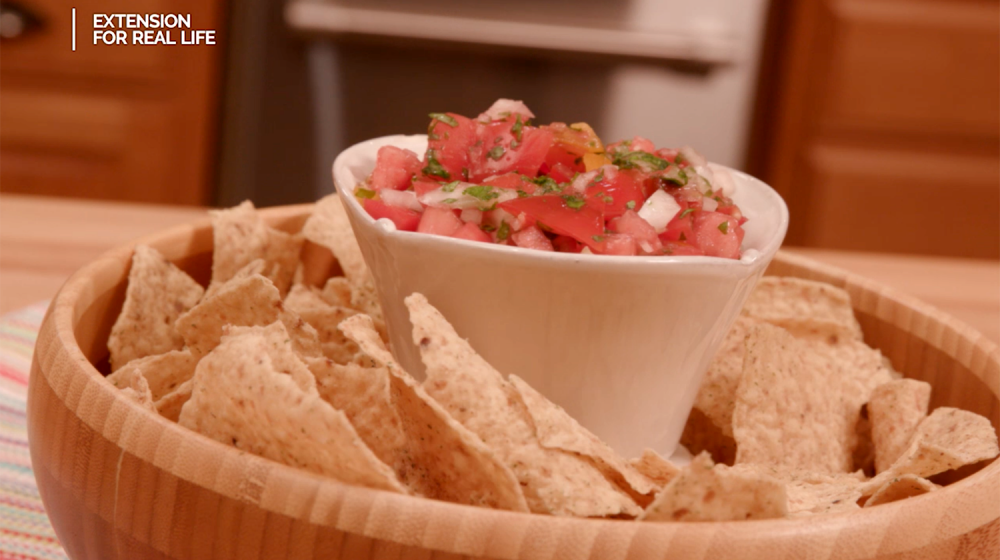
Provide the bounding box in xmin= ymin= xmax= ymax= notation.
xmin=28 ymin=204 xmax=999 ymax=560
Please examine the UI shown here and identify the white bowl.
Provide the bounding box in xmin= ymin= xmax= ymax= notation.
xmin=333 ymin=134 xmax=788 ymax=457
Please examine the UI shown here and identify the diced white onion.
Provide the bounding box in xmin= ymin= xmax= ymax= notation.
xmin=379 ymin=189 xmax=423 ymax=212
xmin=479 ymin=99 xmax=535 ymax=122
xmin=679 ymin=146 xmax=707 ymax=167
xmin=418 ymin=183 xmax=518 ymax=211
xmin=702 ymin=197 xmax=719 ymax=212
xmin=638 ymin=190 xmax=682 ymax=233
xmin=694 ymin=165 xmax=715 ymax=187
xmin=712 ymin=167 xmax=737 ymax=196
xmin=571 ymin=165 xmax=617 ymax=193
xmin=460 ymin=208 xmax=483 ymax=224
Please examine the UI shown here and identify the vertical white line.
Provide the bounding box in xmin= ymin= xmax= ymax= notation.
xmin=71 ymin=8 xmax=76 ymax=51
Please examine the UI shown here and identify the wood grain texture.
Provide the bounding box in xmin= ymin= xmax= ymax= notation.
xmin=26 ymin=205 xmax=1000 ymax=559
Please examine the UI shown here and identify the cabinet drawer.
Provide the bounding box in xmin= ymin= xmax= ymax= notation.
xmin=818 ymin=0 xmax=1000 ymax=141
xmin=798 ymin=144 xmax=999 ymax=258
xmin=0 ymin=86 xmax=203 ymax=204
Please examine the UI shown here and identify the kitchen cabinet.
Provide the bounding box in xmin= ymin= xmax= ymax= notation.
xmin=750 ymin=0 xmax=1000 ymax=258
xmin=0 ymin=0 xmax=225 ymax=205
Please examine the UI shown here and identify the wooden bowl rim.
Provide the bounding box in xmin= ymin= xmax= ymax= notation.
xmin=31 ymin=203 xmax=1000 ymax=556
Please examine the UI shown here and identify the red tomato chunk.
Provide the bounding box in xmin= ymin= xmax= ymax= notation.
xmin=357 ymin=99 xmax=748 ymax=259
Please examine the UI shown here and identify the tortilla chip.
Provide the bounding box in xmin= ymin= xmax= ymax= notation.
xmin=743 ymin=277 xmax=863 ymax=342
xmin=209 ymin=201 xmax=303 ymax=295
xmin=628 ymin=449 xmax=680 ymax=488
xmin=108 ymin=245 xmax=204 ymax=371
xmin=508 ymin=374 xmax=657 ymax=497
xmin=338 ymin=315 xmax=529 ymax=511
xmin=867 ymin=407 xmax=999 ymax=488
xmin=680 ymin=407 xmax=738 ymax=466
xmin=285 ymin=287 xmax=361 ymax=363
xmin=284 ymin=284 xmax=329 ymax=314
xmin=869 ymin=379 xmax=932 ymax=473
xmin=782 ymin=471 xmax=865 ymax=516
xmin=175 ymin=274 xmax=321 ymax=358
xmin=864 ymin=474 xmax=938 ymax=507
xmin=106 ymin=349 xmax=199 ymax=402
xmin=177 ymin=326 xmax=403 ymax=492
xmin=302 ymin=195 xmax=370 ymax=285
xmin=406 ymin=293 xmax=640 ymax=517
xmin=320 ymin=277 xmax=354 ymax=307
xmin=640 ymin=453 xmax=787 ymax=522
xmin=114 ymin=363 xmax=157 ymax=412
xmin=224 ymin=323 xmax=318 ymax=395
xmin=203 ymin=258 xmax=273 ymax=300
xmin=692 ymin=316 xmax=757 ymax=438
xmin=155 ymin=379 xmax=192 ymax=422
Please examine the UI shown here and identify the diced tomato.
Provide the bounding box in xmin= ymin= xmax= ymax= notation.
xmin=500 ymin=195 xmax=604 ymax=248
xmin=584 ymin=169 xmax=646 ymax=219
xmin=369 ymin=146 xmax=422 ymax=191
xmin=552 ymin=235 xmax=582 ymax=253
xmin=417 ymin=207 xmax=463 ymax=237
xmin=592 ymin=233 xmax=637 ymax=256
xmin=692 ymin=211 xmax=745 ymax=259
xmin=452 ymin=222 xmax=492 ymax=243
xmin=363 ymin=199 xmax=421 ymax=231
xmin=547 ymin=162 xmax=575 ymax=183
xmin=629 ymin=136 xmax=657 ymax=154
xmin=543 ymin=123 xmax=602 ymax=173
xmin=511 ymin=226 xmax=554 ymax=251
xmin=427 ymin=113 xmax=477 ymax=181
xmin=468 ymin=117 xmax=554 ymax=181
xmin=661 ymin=241 xmax=705 ymax=256
xmin=413 ymin=179 xmax=443 ymax=197
xmin=655 ymin=148 xmax=680 ymax=163
xmin=610 ymin=210 xmax=662 ymax=254
xmin=483 ymin=173 xmax=534 ymax=194
xmin=660 ymin=207 xmax=696 ymax=244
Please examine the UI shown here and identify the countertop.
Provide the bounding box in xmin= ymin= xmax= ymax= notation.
xmin=2 ymin=194 xmax=997 ymax=342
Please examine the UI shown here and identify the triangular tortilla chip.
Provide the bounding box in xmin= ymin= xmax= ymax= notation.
xmin=320 ymin=277 xmax=354 ymax=308
xmin=302 ymin=195 xmax=369 ymax=285
xmin=209 ymin=201 xmax=303 ymax=295
xmin=106 ymin=349 xmax=199 ymax=402
xmin=156 ymin=379 xmax=193 ymax=422
xmin=508 ymin=374 xmax=657 ymax=497
xmin=224 ymin=323 xmax=318 ymax=395
xmin=691 ymin=316 xmax=757 ymax=438
xmin=203 ymin=258 xmax=274 ymax=300
xmin=863 ymin=474 xmax=938 ymax=507
xmin=285 ymin=286 xmax=361 ymax=363
xmin=743 ymin=277 xmax=863 ymax=342
xmin=338 ymin=315 xmax=529 ymax=511
xmin=406 ymin=293 xmax=640 ymax=517
xmin=628 ymin=449 xmax=680 ymax=488
xmin=177 ymin=325 xmax=402 ymax=492
xmin=869 ymin=379 xmax=931 ymax=473
xmin=640 ymin=453 xmax=787 ymax=521
xmin=114 ymin=363 xmax=157 ymax=412
xmin=108 ymin=245 xmax=204 ymax=370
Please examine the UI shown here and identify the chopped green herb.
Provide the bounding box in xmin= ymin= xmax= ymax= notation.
xmin=679 ymin=208 xmax=694 ymax=219
xmin=487 ymin=146 xmax=505 ymax=160
xmin=659 ymin=166 xmax=688 ymax=186
xmin=532 ymin=176 xmax=561 ymax=194
xmin=496 ymin=221 xmax=510 ymax=241
xmin=592 ymin=169 xmax=605 ymax=184
xmin=355 ymin=187 xmax=376 ymax=199
xmin=613 ymin=150 xmax=669 ymax=172
xmin=625 ymin=200 xmax=636 ymax=210
xmin=429 ymin=113 xmax=458 ymax=127
xmin=602 ymin=195 xmax=614 ymax=204
xmin=592 ymin=235 xmax=605 ymax=243
xmin=462 ymin=185 xmax=499 ymax=201
xmin=562 ymin=195 xmax=586 ymax=210
xmin=461 ymin=167 xmax=469 ymax=180
xmin=442 ymin=198 xmax=457 ymax=204
xmin=422 ymin=153 xmax=451 ymax=180
xmin=441 ymin=181 xmax=459 ymax=193
xmin=480 ymin=224 xmax=497 ymax=233
xmin=511 ymin=115 xmax=523 ymax=142
xmin=516 ymin=189 xmax=529 ymax=198
xmin=510 ymin=139 xmax=520 ymax=149
xmin=718 ymin=221 xmax=730 ymax=234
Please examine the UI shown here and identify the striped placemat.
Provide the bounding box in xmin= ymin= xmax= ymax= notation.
xmin=0 ymin=303 xmax=68 ymax=560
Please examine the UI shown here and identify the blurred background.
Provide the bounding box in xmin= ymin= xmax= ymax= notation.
xmin=1 ymin=0 xmax=998 ymax=258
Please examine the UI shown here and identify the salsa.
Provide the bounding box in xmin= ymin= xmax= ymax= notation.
xmin=356 ymin=100 xmax=747 ymax=258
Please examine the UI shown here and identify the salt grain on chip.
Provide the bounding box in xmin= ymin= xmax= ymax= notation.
xmin=209 ymin=200 xmax=303 ymax=295
xmin=339 ymin=314 xmax=529 ymax=511
xmin=869 ymin=379 xmax=931 ymax=473
xmin=406 ymin=293 xmax=640 ymax=517
xmin=107 ymin=245 xmax=204 ymax=371
xmin=178 ymin=325 xmax=403 ymax=492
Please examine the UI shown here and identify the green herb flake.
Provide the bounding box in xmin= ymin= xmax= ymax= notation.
xmin=532 ymin=176 xmax=561 ymax=194
xmin=497 ymin=221 xmax=510 ymax=241
xmin=442 ymin=198 xmax=457 ymax=204
xmin=718 ymin=221 xmax=730 ymax=234
xmin=441 ymin=181 xmax=459 ymax=193
xmin=487 ymin=146 xmax=506 ymax=160
xmin=614 ymin=150 xmax=669 ymax=172
xmin=516 ymin=189 xmax=529 ymax=198
xmin=429 ymin=113 xmax=458 ymax=127
xmin=462 ymin=185 xmax=499 ymax=201
xmin=562 ymin=195 xmax=586 ymax=210
xmin=625 ymin=200 xmax=636 ymax=210
xmin=480 ymin=224 xmax=497 ymax=233
xmin=591 ymin=235 xmax=605 ymax=243
xmin=511 ymin=115 xmax=523 ymax=142
xmin=355 ymin=187 xmax=376 ymax=199
xmin=422 ymin=153 xmax=451 ymax=180
xmin=679 ymin=208 xmax=694 ymax=219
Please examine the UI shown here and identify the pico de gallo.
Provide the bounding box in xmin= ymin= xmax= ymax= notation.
xmin=355 ymin=99 xmax=747 ymax=258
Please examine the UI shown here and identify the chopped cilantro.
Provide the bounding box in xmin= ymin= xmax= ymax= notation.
xmin=487 ymin=146 xmax=505 ymax=160
xmin=442 ymin=198 xmax=457 ymax=204
xmin=613 ymin=150 xmax=669 ymax=172
xmin=422 ymin=153 xmax=451 ymax=180
xmin=462 ymin=185 xmax=499 ymax=201
xmin=516 ymin=189 xmax=529 ymax=198
xmin=510 ymin=139 xmax=520 ymax=149
xmin=602 ymin=195 xmax=614 ymax=204
xmin=659 ymin=166 xmax=688 ymax=186
xmin=718 ymin=221 xmax=730 ymax=234
xmin=562 ymin=195 xmax=586 ymax=210
xmin=480 ymin=223 xmax=497 ymax=233
xmin=441 ymin=181 xmax=459 ymax=193
xmin=625 ymin=200 xmax=636 ymax=210
xmin=592 ymin=169 xmax=605 ymax=184
xmin=496 ymin=221 xmax=510 ymax=241
xmin=591 ymin=235 xmax=605 ymax=243
xmin=429 ymin=113 xmax=458 ymax=127
xmin=355 ymin=187 xmax=376 ymax=199
xmin=461 ymin=167 xmax=469 ymax=180
xmin=532 ymin=176 xmax=561 ymax=194
xmin=679 ymin=208 xmax=694 ymax=219
xmin=511 ymin=115 xmax=523 ymax=142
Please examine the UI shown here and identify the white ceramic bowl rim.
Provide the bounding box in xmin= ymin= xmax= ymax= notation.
xmin=334 ymin=134 xmax=789 ymax=268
